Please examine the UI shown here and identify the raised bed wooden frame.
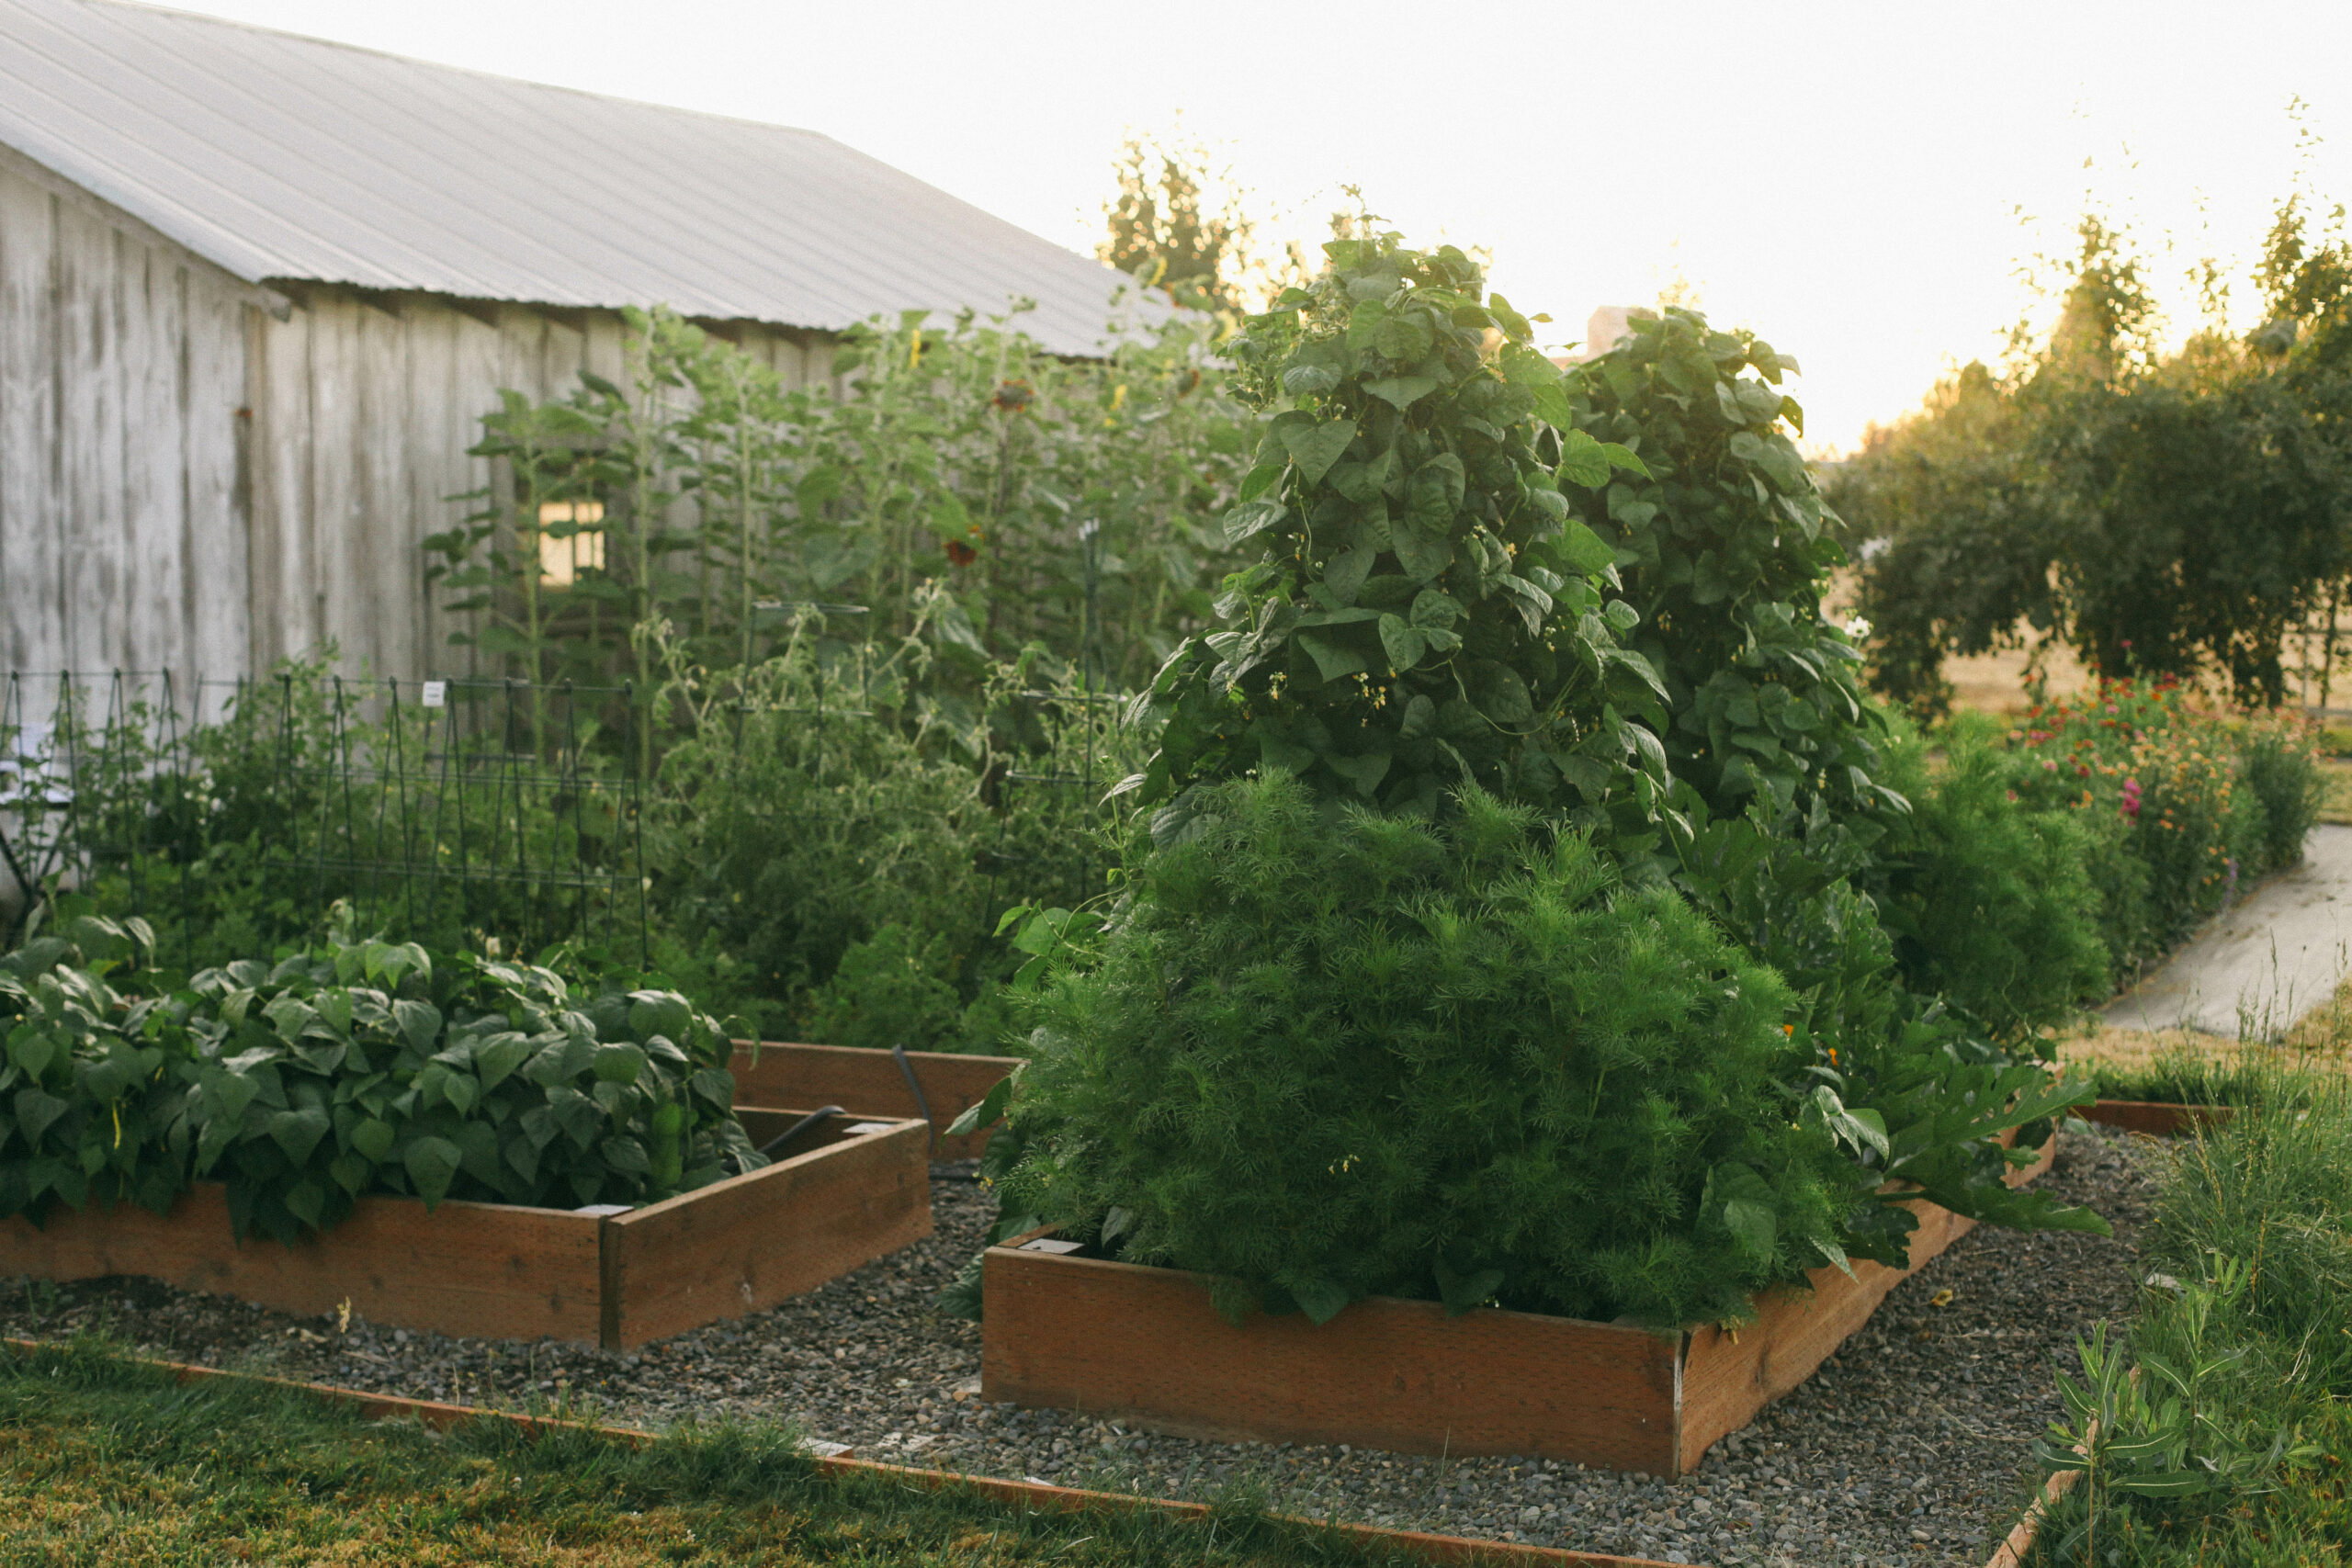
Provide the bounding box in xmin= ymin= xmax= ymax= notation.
xmin=730 ymin=1042 xmax=1021 ymax=1158
xmin=983 ymin=1135 xmax=2059 ymax=1478
xmin=0 ymin=1109 xmax=931 ymax=1348
xmin=2072 ymin=1099 xmax=2233 ymax=1137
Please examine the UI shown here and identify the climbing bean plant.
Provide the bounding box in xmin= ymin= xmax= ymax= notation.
xmin=1133 ymin=231 xmax=1668 ymax=843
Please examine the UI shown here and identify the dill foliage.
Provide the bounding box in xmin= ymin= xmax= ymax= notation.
xmin=1001 ymin=775 xmax=1867 ymax=1329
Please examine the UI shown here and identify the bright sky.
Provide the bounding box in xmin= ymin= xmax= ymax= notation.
xmin=154 ymin=0 xmax=2352 ymax=454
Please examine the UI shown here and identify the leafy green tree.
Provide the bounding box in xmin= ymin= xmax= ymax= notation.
xmin=1841 ymin=209 xmax=2352 ymax=714
xmin=1100 ymin=130 xmax=1252 ymax=313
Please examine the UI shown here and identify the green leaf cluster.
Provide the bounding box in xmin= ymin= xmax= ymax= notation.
xmin=1559 ymin=307 xmax=1897 ymax=829
xmin=0 ymin=928 xmax=763 ymax=1244
xmin=1133 ymin=232 xmax=1668 ymax=834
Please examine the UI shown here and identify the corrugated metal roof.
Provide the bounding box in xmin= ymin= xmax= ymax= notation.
xmin=0 ymin=0 xmax=1160 ymax=355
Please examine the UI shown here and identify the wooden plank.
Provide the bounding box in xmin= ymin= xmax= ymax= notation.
xmin=0 ymin=1181 xmax=604 ymax=1342
xmin=183 ymin=275 xmax=252 ymax=684
xmin=601 ymin=1116 xmax=931 ymax=1348
xmin=987 ymin=1134 xmax=2063 ymax=1477
xmin=244 ymin=301 xmax=314 ymax=671
xmin=730 ymin=1042 xmax=1020 ymax=1158
xmin=2073 ymin=1100 xmax=2231 ymax=1137
xmin=118 ymin=233 xmax=184 ymax=675
xmin=982 ymin=1239 xmax=1684 ymax=1474
xmin=0 ymin=165 xmax=62 ymax=671
xmin=303 ymin=293 xmax=359 ymax=665
xmin=50 ymin=196 xmax=120 ymax=670
xmin=436 ymin=297 xmax=507 ymax=673
xmin=1676 ymin=1132 xmax=2061 ymax=1470
xmin=345 ymin=295 xmax=416 ymax=679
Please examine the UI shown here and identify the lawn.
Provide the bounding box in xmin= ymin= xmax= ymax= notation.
xmin=0 ymin=1341 xmax=1418 ymax=1568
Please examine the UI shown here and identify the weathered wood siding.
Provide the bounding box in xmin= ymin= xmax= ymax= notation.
xmin=240 ymin=292 xmax=836 ymax=680
xmin=0 ymin=152 xmax=252 ymax=682
xmin=4 ymin=156 xmax=839 ymax=687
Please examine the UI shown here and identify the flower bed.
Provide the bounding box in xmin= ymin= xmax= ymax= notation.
xmin=0 ymin=1109 xmax=929 ymax=1348
xmin=981 ymin=1136 xmax=2056 ymax=1478
xmin=729 ymin=1042 xmax=1020 ymax=1159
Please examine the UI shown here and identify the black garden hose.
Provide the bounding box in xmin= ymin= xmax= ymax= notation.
xmin=757 ymin=1105 xmax=845 ymax=1159
xmin=890 ymin=1043 xmax=934 ymax=1139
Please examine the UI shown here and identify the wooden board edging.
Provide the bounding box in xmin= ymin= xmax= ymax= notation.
xmin=0 ymin=1111 xmax=929 ymax=1350
xmin=0 ymin=1339 xmax=1680 ymax=1568
xmin=602 ymin=1117 xmax=931 ymax=1348
xmin=730 ymin=1042 xmax=1021 ymax=1158
xmin=984 ymin=1133 xmax=2061 ymax=1478
xmin=2072 ymin=1100 xmax=2234 ymax=1137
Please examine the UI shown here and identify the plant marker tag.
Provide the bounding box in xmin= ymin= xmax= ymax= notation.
xmin=802 ymin=1439 xmax=854 ymax=1459
xmin=572 ymin=1203 xmax=630 ymax=1218
xmin=844 ymin=1122 xmax=896 ymax=1135
xmin=420 ymin=681 xmax=447 ymax=708
xmin=1020 ymin=1237 xmax=1084 ymax=1255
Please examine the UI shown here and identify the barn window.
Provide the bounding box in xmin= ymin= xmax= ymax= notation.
xmin=536 ymin=501 xmax=606 ymax=589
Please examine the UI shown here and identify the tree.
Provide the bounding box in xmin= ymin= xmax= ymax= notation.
xmin=1839 ymin=209 xmax=2352 ymax=715
xmin=1100 ymin=129 xmax=1289 ymax=316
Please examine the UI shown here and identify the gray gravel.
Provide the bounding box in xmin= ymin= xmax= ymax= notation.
xmin=0 ymin=1125 xmax=2153 ymax=1568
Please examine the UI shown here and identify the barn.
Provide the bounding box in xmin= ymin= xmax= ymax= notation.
xmin=0 ymin=0 xmax=1152 ymax=685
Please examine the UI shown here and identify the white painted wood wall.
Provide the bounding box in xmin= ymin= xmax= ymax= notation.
xmin=1 ymin=152 xmax=836 ymax=694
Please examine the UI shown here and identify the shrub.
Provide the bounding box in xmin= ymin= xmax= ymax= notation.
xmin=999 ymin=775 xmax=1864 ymax=1329
xmin=1878 ymin=721 xmax=2112 ymax=1036
xmin=969 ymin=241 xmax=2109 ymax=1332
xmin=2237 ymin=708 xmax=2325 ymax=873
xmin=801 ymin=924 xmax=1016 ymax=1055
xmin=643 ymin=632 xmax=1138 ymax=1048
xmin=2005 ymin=677 xmax=2313 ymax=963
xmin=0 ymin=914 xmax=763 ymax=1245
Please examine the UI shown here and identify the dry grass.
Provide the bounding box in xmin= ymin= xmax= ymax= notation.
xmin=2053 ymin=972 xmax=2352 ymax=1093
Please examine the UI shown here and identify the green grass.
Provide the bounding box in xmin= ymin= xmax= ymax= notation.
xmin=2086 ymin=1043 xmax=2278 ymax=1108
xmin=2023 ymin=1061 xmax=2352 ymax=1564
xmin=0 ymin=1340 xmax=1430 ymax=1568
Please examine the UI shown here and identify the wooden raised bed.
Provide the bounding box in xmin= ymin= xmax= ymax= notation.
xmin=0 ymin=1109 xmax=930 ymax=1348
xmin=2072 ymin=1099 xmax=2234 ymax=1137
xmin=730 ymin=1041 xmax=1021 ymax=1159
xmin=983 ymin=1134 xmax=2059 ymax=1478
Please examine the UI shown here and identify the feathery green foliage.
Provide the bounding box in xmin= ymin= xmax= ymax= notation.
xmin=1877 ymin=721 xmax=2114 ymax=1037
xmin=1001 ymin=774 xmax=1858 ymax=1329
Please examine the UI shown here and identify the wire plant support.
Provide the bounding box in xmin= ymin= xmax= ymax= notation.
xmin=0 ymin=669 xmax=650 ymax=968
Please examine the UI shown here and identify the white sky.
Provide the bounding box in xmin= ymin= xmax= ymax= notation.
xmin=151 ymin=0 xmax=2352 ymax=453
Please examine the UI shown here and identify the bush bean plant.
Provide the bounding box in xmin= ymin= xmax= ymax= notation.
xmin=0 ymin=909 xmax=763 ymax=1245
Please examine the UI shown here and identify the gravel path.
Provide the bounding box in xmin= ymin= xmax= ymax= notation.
xmin=0 ymin=1125 xmax=2154 ymax=1568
